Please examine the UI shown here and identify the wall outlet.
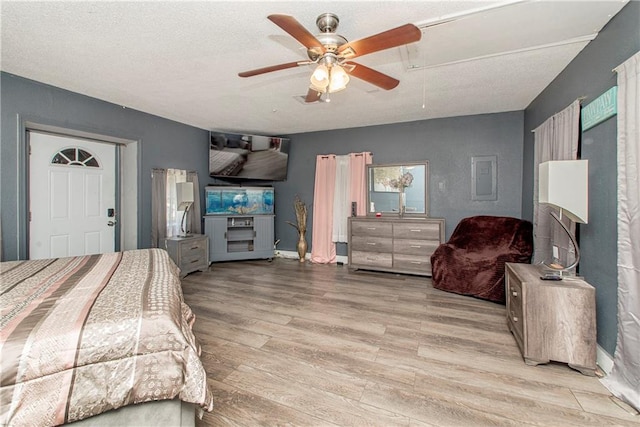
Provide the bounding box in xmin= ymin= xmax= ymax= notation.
xmin=552 ymin=245 xmax=559 ymax=259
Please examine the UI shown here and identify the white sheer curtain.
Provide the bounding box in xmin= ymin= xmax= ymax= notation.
xmin=602 ymin=51 xmax=640 ymax=412
xmin=532 ymin=100 xmax=580 ymax=265
xmin=332 ymin=155 xmax=351 ymax=243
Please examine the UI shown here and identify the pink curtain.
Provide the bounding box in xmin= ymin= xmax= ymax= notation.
xmin=349 ymin=152 xmax=373 ymax=216
xmin=311 ymin=155 xmax=337 ymax=263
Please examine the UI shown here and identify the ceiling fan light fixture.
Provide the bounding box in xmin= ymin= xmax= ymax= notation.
xmin=310 ymin=64 xmax=329 ymax=89
xmin=328 ymin=64 xmax=350 ymax=93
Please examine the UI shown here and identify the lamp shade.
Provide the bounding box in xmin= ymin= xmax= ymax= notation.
xmin=539 ymin=160 xmax=588 ymax=223
xmin=176 ymin=182 xmax=194 ymax=211
xmin=328 ymin=65 xmax=350 ymax=93
xmin=310 ymin=64 xmax=329 ymax=89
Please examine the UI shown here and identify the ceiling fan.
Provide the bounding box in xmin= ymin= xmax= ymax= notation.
xmin=238 ymin=13 xmax=422 ymax=102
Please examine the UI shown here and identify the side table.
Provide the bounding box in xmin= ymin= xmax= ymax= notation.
xmin=505 ymin=262 xmax=597 ymax=376
xmin=163 ymin=234 xmax=209 ymax=278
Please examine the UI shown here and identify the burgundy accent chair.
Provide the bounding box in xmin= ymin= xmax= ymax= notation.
xmin=430 ymin=216 xmax=533 ymax=304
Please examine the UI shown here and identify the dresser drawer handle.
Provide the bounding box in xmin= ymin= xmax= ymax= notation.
xmin=512 ymin=290 xmax=518 ymax=297
xmin=367 ymin=242 xmax=377 ymax=246
xmin=410 ymin=245 xmax=422 ymax=248
xmin=367 ymin=227 xmax=377 ymax=230
xmin=410 ymin=229 xmax=422 ymax=232
xmin=410 ymin=261 xmax=422 ymax=264
xmin=189 ymin=246 xmax=199 ymax=250
xmin=190 ymin=259 xmax=199 ymax=264
xmin=511 ymin=311 xmax=519 ymax=322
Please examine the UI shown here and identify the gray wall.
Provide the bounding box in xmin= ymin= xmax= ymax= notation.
xmin=521 ymin=1 xmax=640 ymax=355
xmin=275 ymin=111 xmax=525 ymax=256
xmin=1 ymin=72 xmax=210 ymax=261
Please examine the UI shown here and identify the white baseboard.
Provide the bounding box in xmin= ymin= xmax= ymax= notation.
xmin=597 ymin=345 xmax=614 ymax=375
xmin=275 ymin=250 xmax=349 ymax=265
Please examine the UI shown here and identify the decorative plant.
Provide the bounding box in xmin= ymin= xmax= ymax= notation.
xmin=388 ymin=171 xmax=414 ymax=192
xmin=286 ymin=195 xmax=307 ymax=237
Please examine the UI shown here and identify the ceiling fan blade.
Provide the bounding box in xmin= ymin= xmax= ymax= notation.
xmin=305 ymin=87 xmax=323 ymax=103
xmin=268 ymin=14 xmax=325 ymax=53
xmin=338 ymin=24 xmax=421 ymax=59
xmin=344 ymin=62 xmax=399 ymax=90
xmin=238 ymin=61 xmax=309 ymax=78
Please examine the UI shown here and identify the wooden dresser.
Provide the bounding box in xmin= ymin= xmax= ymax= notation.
xmin=505 ymin=262 xmax=597 ymax=376
xmin=348 ymin=217 xmax=445 ymax=276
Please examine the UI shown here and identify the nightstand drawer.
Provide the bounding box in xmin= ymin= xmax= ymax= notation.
xmin=180 ymin=250 xmax=206 ymax=266
xmin=179 ymin=238 xmax=207 ymax=253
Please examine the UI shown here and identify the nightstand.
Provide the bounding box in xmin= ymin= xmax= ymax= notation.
xmin=163 ymin=234 xmax=209 ymax=278
xmin=505 ymin=262 xmax=597 ymax=376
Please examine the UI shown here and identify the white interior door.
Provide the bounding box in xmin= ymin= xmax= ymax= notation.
xmin=29 ymin=131 xmax=116 ymax=259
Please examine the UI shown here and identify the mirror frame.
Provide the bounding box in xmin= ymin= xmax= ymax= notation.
xmin=365 ymin=161 xmax=429 ymax=217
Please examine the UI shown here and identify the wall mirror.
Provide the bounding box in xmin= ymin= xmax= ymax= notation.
xmin=366 ymin=161 xmax=429 ymax=216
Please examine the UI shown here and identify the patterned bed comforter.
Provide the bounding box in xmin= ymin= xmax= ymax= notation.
xmin=0 ymin=249 xmax=213 ymax=426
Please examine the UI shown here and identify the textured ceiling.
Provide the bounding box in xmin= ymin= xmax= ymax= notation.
xmin=0 ymin=1 xmax=628 ymax=136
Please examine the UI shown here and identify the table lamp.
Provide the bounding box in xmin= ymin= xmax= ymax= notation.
xmin=176 ymin=182 xmax=194 ymax=236
xmin=538 ymin=159 xmax=588 ymax=275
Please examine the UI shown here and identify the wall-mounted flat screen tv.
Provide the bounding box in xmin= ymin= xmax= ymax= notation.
xmin=209 ymin=132 xmax=290 ymax=181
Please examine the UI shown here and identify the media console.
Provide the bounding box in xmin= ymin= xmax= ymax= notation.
xmin=204 ymin=215 xmax=274 ymax=262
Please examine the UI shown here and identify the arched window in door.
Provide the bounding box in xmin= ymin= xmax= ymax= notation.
xmin=51 ymin=147 xmax=100 ymax=167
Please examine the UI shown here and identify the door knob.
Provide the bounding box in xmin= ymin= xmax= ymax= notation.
xmin=107 ymin=220 xmax=117 ymax=227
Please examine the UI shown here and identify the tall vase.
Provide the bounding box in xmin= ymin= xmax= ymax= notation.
xmin=398 ymin=191 xmax=406 ymax=218
xmin=297 ymin=234 xmax=307 ymax=262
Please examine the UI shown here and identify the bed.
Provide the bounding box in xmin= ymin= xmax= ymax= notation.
xmin=0 ymin=248 xmax=213 ymax=426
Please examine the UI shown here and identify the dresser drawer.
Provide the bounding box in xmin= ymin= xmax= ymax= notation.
xmin=350 ymin=221 xmax=393 ymax=238
xmin=351 ymin=250 xmax=393 ymax=268
xmin=393 ymin=222 xmax=441 ymax=240
xmin=393 ymin=239 xmax=440 ymax=256
xmin=393 ymin=253 xmax=431 ymax=273
xmin=350 ymin=235 xmax=392 ymax=253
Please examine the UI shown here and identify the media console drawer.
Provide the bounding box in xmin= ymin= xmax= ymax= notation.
xmin=348 ymin=217 xmax=445 ymax=276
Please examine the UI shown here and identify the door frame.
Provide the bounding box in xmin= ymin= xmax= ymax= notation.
xmin=16 ymin=116 xmax=140 ymax=259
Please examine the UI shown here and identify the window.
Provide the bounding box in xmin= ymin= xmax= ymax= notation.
xmin=51 ymin=147 xmax=100 ymax=167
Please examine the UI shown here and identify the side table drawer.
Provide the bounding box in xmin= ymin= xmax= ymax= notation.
xmin=180 ymin=250 xmax=207 ymax=269
xmin=507 ymin=277 xmax=524 ymax=351
xmin=180 ymin=237 xmax=207 ymax=253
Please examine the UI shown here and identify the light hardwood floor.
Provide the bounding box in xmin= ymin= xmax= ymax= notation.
xmin=182 ymin=258 xmax=639 ymax=426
